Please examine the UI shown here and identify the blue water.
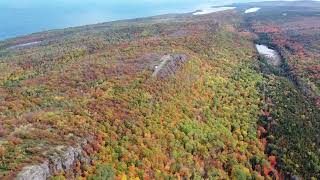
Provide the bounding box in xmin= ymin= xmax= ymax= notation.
xmin=0 ymin=0 xmax=256 ymax=40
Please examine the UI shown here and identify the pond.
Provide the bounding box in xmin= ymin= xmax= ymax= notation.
xmin=256 ymin=44 xmax=281 ymax=66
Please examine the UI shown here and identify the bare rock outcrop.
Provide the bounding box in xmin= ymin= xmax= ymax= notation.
xmin=16 ymin=140 xmax=91 ymax=180
xmin=152 ymin=54 xmax=188 ymax=78
xmin=16 ymin=162 xmax=50 ymax=180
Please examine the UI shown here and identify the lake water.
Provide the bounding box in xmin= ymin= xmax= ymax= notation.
xmin=256 ymin=44 xmax=281 ymax=66
xmin=245 ymin=7 xmax=261 ymax=13
xmin=0 ymin=0 xmax=261 ymax=41
xmin=193 ymin=7 xmax=236 ymax=15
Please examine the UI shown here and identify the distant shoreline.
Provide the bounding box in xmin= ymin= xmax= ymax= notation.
xmin=0 ymin=4 xmax=218 ymax=41
xmin=0 ymin=5 xmax=234 ymax=43
xmin=1 ymin=0 xmax=319 ymax=42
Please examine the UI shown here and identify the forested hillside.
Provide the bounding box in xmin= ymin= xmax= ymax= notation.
xmin=240 ymin=2 xmax=320 ymax=179
xmin=0 ymin=2 xmax=319 ymax=179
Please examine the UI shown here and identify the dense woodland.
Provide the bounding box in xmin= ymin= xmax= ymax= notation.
xmin=0 ymin=2 xmax=319 ymax=179
xmin=242 ymin=4 xmax=320 ymax=178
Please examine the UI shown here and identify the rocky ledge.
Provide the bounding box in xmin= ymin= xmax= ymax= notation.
xmin=152 ymin=54 xmax=188 ymax=78
xmin=16 ymin=140 xmax=91 ymax=180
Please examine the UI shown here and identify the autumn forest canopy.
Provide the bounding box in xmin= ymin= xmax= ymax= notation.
xmin=0 ymin=1 xmax=319 ymax=180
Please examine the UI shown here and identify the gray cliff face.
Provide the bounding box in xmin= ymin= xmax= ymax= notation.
xmin=16 ymin=162 xmax=50 ymax=180
xmin=152 ymin=54 xmax=188 ymax=78
xmin=16 ymin=140 xmax=91 ymax=180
